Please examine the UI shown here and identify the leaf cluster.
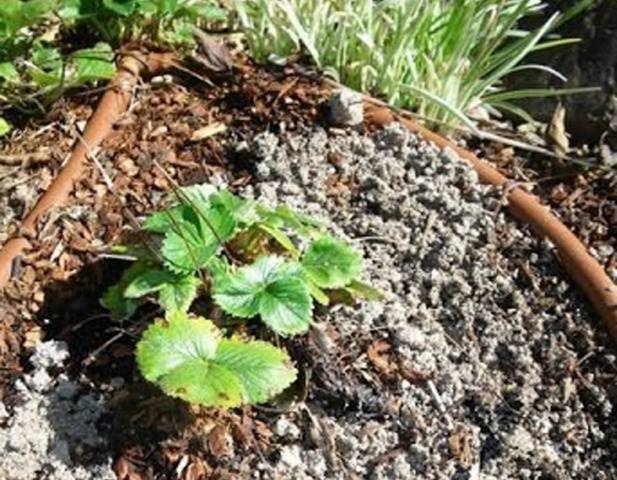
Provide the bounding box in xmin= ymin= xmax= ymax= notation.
xmin=0 ymin=0 xmax=226 ymax=135
xmin=103 ymin=184 xmax=379 ymax=407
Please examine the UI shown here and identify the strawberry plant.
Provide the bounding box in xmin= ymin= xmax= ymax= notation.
xmin=103 ymin=184 xmax=380 ymax=407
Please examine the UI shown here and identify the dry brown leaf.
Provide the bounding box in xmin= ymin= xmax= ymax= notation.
xmin=208 ymin=425 xmax=234 ymax=459
xmin=193 ymin=30 xmax=232 ymax=72
xmin=449 ymin=424 xmax=476 ymax=468
xmin=190 ymin=122 xmax=227 ymax=142
xmin=230 ymin=413 xmax=254 ymax=447
xmin=545 ymin=103 xmax=569 ymax=160
xmin=185 ymin=459 xmax=211 ymax=480
xmin=113 ymin=456 xmax=144 ymax=480
xmin=367 ymin=339 xmax=396 ymax=375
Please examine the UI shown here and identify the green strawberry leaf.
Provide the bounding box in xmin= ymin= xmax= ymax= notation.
xmin=161 ymin=202 xmax=235 ymax=273
xmin=57 ymin=0 xmax=81 ymax=21
xmin=158 ymin=275 xmax=200 ymax=312
xmin=214 ymin=338 xmax=297 ymax=404
xmin=101 ymin=284 xmax=138 ymax=320
xmin=101 ymin=261 xmax=152 ymax=320
xmin=257 ymin=204 xmax=321 ymax=239
xmin=205 ymin=256 xmax=229 ymax=282
xmin=301 ymin=237 xmax=362 ymax=289
xmin=180 ymin=183 xmax=218 ymax=209
xmin=214 ymin=256 xmax=313 ymax=336
xmin=153 ymin=186 xmax=256 ymax=273
xmin=345 ymin=279 xmax=384 ymax=301
xmin=142 ymin=205 xmax=184 ymax=233
xmin=71 ymin=43 xmax=115 ymax=84
xmin=159 ymin=360 xmax=244 ymax=407
xmin=154 ymin=0 xmax=179 ymax=14
xmin=21 ymin=0 xmax=55 ymax=24
xmin=123 ymin=263 xmax=200 ymax=312
xmin=124 ymin=267 xmax=173 ymax=298
xmin=137 ymin=312 xmax=221 ymax=382
xmin=209 ymin=189 xmax=258 ymax=227
xmin=136 ymin=312 xmax=296 ymax=407
xmin=30 ymin=45 xmax=63 ymax=87
xmin=258 ymin=276 xmax=313 ymax=335
xmin=305 ymin=278 xmax=330 ymax=306
xmin=180 ymin=1 xmax=227 ymax=21
xmin=0 ymin=62 xmax=19 ymax=83
xmin=257 ymin=222 xmax=300 ymax=258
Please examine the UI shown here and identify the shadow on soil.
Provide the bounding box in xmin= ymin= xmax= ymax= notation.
xmin=35 ymin=258 xmax=196 ymax=475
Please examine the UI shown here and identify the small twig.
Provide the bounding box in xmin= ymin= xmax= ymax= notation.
xmin=82 ymin=331 xmax=125 ymax=366
xmin=49 ymin=241 xmax=64 ymax=263
xmin=0 ymin=151 xmax=51 ymax=167
xmin=97 ymin=253 xmax=138 ymax=262
xmin=0 ymin=172 xmax=42 ymax=192
xmin=0 ymin=167 xmax=19 ymax=183
xmin=169 ymin=61 xmax=215 ymax=87
xmin=271 ymin=77 xmax=300 ymax=108
xmin=426 ymin=379 xmax=453 ymax=428
xmin=70 ymin=313 xmax=110 ymax=332
xmin=352 ymin=236 xmax=399 ymax=246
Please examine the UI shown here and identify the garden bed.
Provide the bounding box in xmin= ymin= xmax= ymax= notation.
xmin=1 ymin=67 xmax=617 ymax=480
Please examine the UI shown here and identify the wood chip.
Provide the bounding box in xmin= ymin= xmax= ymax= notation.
xmin=449 ymin=424 xmax=476 ymax=468
xmin=208 ymin=425 xmax=234 ymax=459
xmin=190 ymin=122 xmax=227 ymax=142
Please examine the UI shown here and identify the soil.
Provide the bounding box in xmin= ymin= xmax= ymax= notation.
xmin=0 ymin=62 xmax=616 ymax=479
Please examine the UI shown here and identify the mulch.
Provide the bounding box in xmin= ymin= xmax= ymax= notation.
xmin=0 ymin=52 xmax=615 ymax=478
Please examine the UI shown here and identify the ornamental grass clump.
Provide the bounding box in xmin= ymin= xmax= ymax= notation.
xmin=233 ymin=0 xmax=594 ymax=131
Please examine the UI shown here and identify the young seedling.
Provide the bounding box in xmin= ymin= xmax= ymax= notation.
xmin=103 ymin=184 xmax=379 ymax=407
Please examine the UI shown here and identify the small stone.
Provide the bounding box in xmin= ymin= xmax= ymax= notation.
xmin=30 ymin=340 xmax=69 ymax=370
xmin=278 ymin=445 xmax=302 ymax=469
xmin=55 ymin=379 xmax=80 ymax=400
xmin=109 ymin=377 xmax=125 ymax=390
xmin=326 ymin=89 xmax=364 ymax=126
xmin=274 ymin=417 xmax=301 ymax=441
xmin=25 ymin=369 xmax=53 ymax=393
xmin=394 ymin=324 xmax=426 ymax=350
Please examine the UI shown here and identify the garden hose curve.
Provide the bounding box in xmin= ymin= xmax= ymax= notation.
xmin=1 ymin=56 xmax=615 ymax=347
xmin=0 ymin=52 xmax=176 ymax=287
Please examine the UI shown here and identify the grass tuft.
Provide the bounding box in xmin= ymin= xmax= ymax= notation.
xmin=233 ymin=0 xmax=596 ymax=132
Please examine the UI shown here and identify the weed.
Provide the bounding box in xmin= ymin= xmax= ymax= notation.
xmin=103 ymin=184 xmax=380 ymax=407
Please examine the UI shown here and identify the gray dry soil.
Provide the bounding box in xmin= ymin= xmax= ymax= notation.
xmin=2 ymin=125 xmax=616 ymax=479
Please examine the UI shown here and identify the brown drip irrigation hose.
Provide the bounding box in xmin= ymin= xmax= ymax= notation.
xmin=0 ymin=52 xmax=177 ymax=287
xmin=364 ymin=103 xmax=617 ymax=342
